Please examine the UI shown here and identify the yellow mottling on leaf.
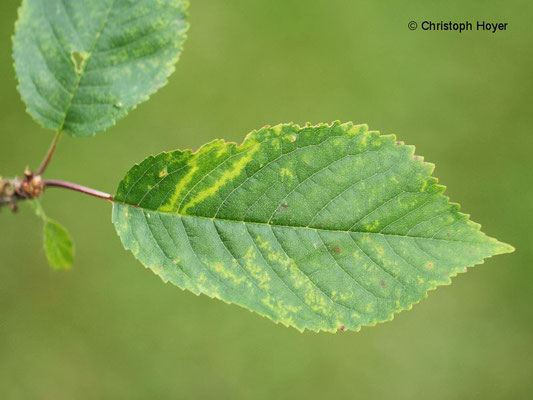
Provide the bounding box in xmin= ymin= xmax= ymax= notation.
xmin=159 ymin=161 xmax=198 ymax=213
xmin=212 ymin=262 xmax=246 ymax=285
xmin=262 ymin=295 xmax=299 ymax=326
xmin=216 ymin=146 xmax=228 ymax=158
xmin=181 ymin=146 xmax=259 ymax=214
xmin=244 ymin=246 xmax=271 ymax=288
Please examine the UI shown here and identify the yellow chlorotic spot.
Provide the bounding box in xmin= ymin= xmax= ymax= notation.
xmin=348 ymin=124 xmax=366 ymax=136
xmin=71 ymin=50 xmax=89 ymax=74
xmin=332 ymin=138 xmax=344 ymax=147
xmin=272 ymin=125 xmax=283 ymax=135
xmin=339 ymin=292 xmax=354 ymax=301
xmin=353 ymin=251 xmax=361 ymax=260
xmin=365 ymin=220 xmax=380 ymax=231
xmin=159 ymin=168 xmax=168 ymax=178
xmin=173 ymin=258 xmax=180 ymax=264
xmin=280 ymin=168 xmax=294 ymax=181
xmin=426 ymin=261 xmax=434 ymax=269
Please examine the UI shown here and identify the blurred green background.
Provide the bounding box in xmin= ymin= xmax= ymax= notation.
xmin=1 ymin=0 xmax=532 ymax=398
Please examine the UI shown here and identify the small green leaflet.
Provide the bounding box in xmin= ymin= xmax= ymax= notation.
xmin=44 ymin=220 xmax=74 ymax=270
xmin=13 ymin=0 xmax=189 ymax=137
xmin=31 ymin=200 xmax=74 ymax=270
xmin=112 ymin=122 xmax=513 ymax=332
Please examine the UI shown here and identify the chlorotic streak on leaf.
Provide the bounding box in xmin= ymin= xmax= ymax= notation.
xmin=112 ymin=122 xmax=514 ymax=332
xmin=13 ymin=0 xmax=189 ymax=137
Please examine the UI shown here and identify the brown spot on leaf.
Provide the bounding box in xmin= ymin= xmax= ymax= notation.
xmin=280 ymin=203 xmax=288 ymax=211
xmin=338 ymin=325 xmax=345 ymax=331
xmin=380 ymin=280 xmax=386 ymax=287
xmin=334 ymin=246 xmax=340 ymax=254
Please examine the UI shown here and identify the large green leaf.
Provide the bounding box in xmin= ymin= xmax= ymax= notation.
xmin=13 ymin=0 xmax=189 ymax=137
xmin=112 ymin=122 xmax=513 ymax=332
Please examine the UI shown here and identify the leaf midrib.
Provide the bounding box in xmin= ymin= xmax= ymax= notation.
xmin=113 ymin=200 xmax=484 ymax=245
xmin=57 ymin=0 xmax=117 ymax=132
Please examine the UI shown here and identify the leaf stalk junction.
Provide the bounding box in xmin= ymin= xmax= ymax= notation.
xmin=0 ymin=133 xmax=113 ymax=212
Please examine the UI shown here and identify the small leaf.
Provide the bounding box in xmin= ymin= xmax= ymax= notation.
xmin=112 ymin=122 xmax=514 ymax=332
xmin=29 ymin=200 xmax=74 ymax=270
xmin=44 ymin=219 xmax=74 ymax=270
xmin=13 ymin=0 xmax=189 ymax=137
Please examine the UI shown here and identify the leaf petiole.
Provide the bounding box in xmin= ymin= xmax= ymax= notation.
xmin=36 ymin=131 xmax=62 ymax=176
xmin=44 ymin=179 xmax=113 ymax=202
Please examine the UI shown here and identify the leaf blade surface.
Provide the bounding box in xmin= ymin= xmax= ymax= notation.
xmin=113 ymin=122 xmax=513 ymax=332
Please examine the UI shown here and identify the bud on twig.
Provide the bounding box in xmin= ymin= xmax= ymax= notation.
xmin=0 ymin=169 xmax=45 ymax=213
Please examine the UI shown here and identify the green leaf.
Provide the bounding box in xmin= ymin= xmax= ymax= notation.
xmin=30 ymin=200 xmax=74 ymax=270
xmin=44 ymin=219 xmax=74 ymax=270
xmin=13 ymin=0 xmax=189 ymax=137
xmin=112 ymin=122 xmax=514 ymax=332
